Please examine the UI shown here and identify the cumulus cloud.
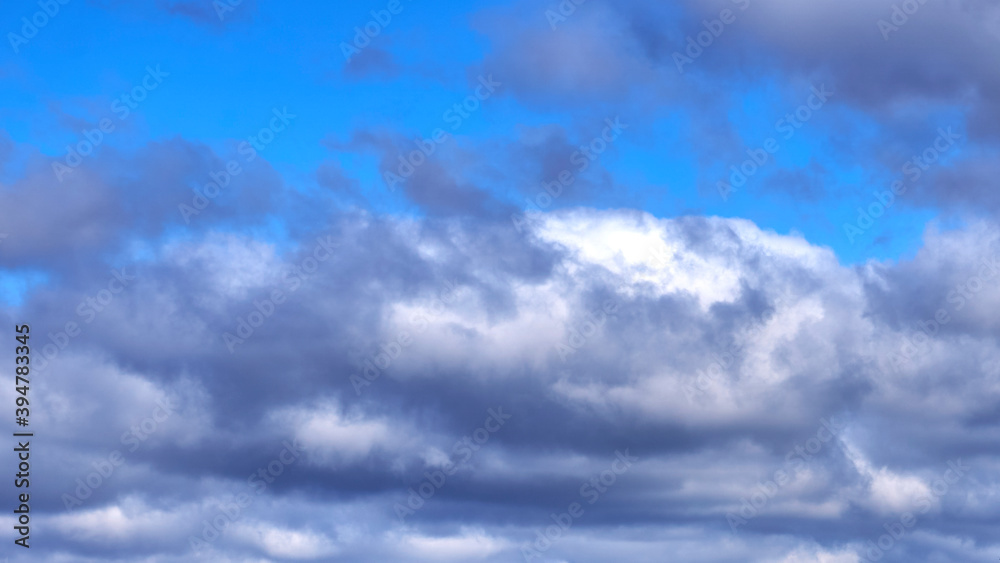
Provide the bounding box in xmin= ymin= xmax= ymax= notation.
xmin=3 ymin=206 xmax=998 ymax=561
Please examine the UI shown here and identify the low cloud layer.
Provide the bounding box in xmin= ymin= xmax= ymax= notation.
xmin=2 ymin=208 xmax=999 ymax=561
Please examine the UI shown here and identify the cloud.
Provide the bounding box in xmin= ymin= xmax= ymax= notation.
xmin=6 ymin=205 xmax=1000 ymax=560
xmin=344 ymin=46 xmax=401 ymax=79
xmin=6 ymin=2 xmax=1000 ymax=555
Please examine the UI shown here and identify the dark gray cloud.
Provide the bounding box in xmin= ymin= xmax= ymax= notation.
xmin=0 ymin=136 xmax=299 ymax=270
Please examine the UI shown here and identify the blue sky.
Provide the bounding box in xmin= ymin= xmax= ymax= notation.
xmin=3 ymin=0 xmax=966 ymax=272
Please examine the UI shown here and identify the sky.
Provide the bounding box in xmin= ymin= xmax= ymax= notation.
xmin=1 ymin=0 xmax=1000 ymax=561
